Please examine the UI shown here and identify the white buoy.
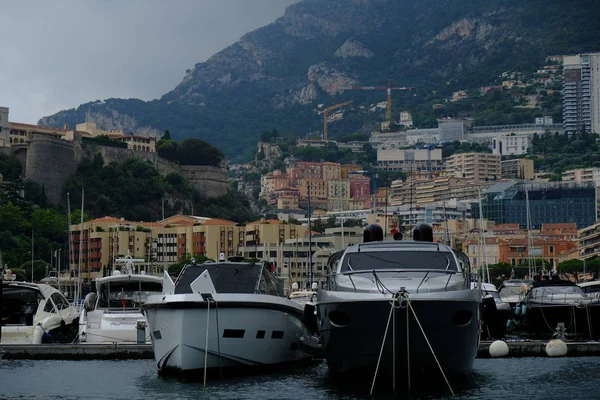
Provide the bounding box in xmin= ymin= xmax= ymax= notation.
xmin=489 ymin=340 xmax=509 ymax=358
xmin=291 ymin=282 xmax=299 ymax=291
xmin=311 ymin=282 xmax=318 ymax=291
xmin=545 ymin=339 xmax=568 ymax=357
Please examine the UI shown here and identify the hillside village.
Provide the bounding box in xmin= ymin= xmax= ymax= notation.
xmin=2 ymin=52 xmax=600 ymax=292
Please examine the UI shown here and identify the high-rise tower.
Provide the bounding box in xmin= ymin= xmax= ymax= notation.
xmin=563 ymin=53 xmax=600 ymax=135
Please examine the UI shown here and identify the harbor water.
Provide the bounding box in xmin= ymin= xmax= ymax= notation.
xmin=1 ymin=357 xmax=600 ymax=399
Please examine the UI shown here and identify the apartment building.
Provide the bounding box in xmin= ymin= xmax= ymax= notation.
xmin=446 ymin=152 xmax=501 ymax=182
xmin=269 ymin=187 xmax=300 ymax=210
xmin=69 ymin=215 xmax=311 ymax=283
xmin=463 ymin=230 xmax=576 ymax=272
xmin=579 ymin=221 xmax=600 ymax=260
xmin=340 ymin=164 xmax=362 ymax=179
xmin=288 ymin=162 xmax=322 ymax=185
xmin=322 ymin=162 xmax=342 ymax=180
xmin=562 ymin=52 xmax=600 ymax=135
xmin=389 ymin=176 xmax=486 ymax=207
xmin=349 ymin=174 xmax=370 ymax=201
xmin=501 ymin=158 xmax=534 ymax=180
xmin=562 ymin=167 xmax=600 ymax=186
xmin=376 ymin=147 xmax=443 ymax=172
xmin=260 ymin=170 xmax=289 ymax=199
xmin=491 ymin=133 xmax=531 ymax=156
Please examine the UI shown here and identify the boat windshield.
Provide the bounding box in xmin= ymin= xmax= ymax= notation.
xmin=581 ymin=284 xmax=600 ymax=294
xmin=98 ymin=281 xmax=162 ymax=309
xmin=341 ymin=251 xmax=458 ymax=272
xmin=529 ymin=285 xmax=584 ymax=298
xmin=499 ymin=286 xmax=525 ymax=297
xmin=1 ymin=286 xmax=43 ymax=325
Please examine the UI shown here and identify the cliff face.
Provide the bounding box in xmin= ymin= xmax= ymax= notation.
xmin=40 ymin=0 xmax=600 ymax=161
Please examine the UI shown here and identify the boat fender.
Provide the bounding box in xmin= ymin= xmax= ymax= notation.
xmin=32 ymin=325 xmax=44 ymax=344
xmin=42 ymin=332 xmax=53 ymax=344
xmin=545 ymin=339 xmax=567 ymax=357
xmin=506 ymin=319 xmax=512 ymax=329
xmin=489 ymin=340 xmax=509 ymax=358
xmin=514 ymin=305 xmax=521 ymax=316
xmin=521 ymin=305 xmax=528 ymax=316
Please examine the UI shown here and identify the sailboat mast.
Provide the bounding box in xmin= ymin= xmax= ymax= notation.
xmin=443 ymin=201 xmax=450 ymax=246
xmin=525 ymin=188 xmax=533 ymax=278
xmin=67 ymin=193 xmax=72 ymax=297
xmin=478 ymin=189 xmax=490 ymax=283
xmin=31 ymin=228 xmax=34 ymax=282
xmin=77 ymin=188 xmax=84 ymax=301
xmin=308 ymin=182 xmax=313 ymax=288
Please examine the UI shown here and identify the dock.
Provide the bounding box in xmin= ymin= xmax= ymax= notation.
xmin=0 ymin=343 xmax=154 ymax=360
xmin=2 ymin=341 xmax=600 ymax=360
xmin=477 ymin=340 xmax=600 ymax=358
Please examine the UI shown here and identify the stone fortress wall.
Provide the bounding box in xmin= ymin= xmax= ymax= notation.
xmin=14 ymin=135 xmax=228 ymax=205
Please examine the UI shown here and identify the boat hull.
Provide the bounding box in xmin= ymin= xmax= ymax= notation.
xmin=520 ymin=303 xmax=599 ymax=339
xmin=144 ymin=299 xmax=308 ymax=378
xmin=316 ymin=290 xmax=481 ymax=383
xmin=79 ymin=310 xmax=149 ymax=344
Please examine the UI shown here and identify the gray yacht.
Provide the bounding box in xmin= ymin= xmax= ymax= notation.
xmin=311 ymin=224 xmax=482 ymax=386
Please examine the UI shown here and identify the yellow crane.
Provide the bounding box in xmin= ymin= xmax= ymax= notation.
xmin=317 ymin=100 xmax=353 ymax=141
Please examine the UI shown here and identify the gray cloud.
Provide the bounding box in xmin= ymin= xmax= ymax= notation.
xmin=0 ymin=0 xmax=298 ymax=123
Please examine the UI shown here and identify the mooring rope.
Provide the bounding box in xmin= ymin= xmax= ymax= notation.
xmin=392 ymin=292 xmax=396 ymax=393
xmin=214 ymin=298 xmax=223 ymax=380
xmin=370 ymin=294 xmax=398 ymax=396
xmin=406 ymin=297 xmax=455 ymax=396
xmin=402 ymin=291 xmax=410 ymax=392
xmin=204 ymin=299 xmax=211 ymax=387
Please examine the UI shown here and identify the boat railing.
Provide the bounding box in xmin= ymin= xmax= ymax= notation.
xmin=336 ymin=268 xmax=468 ymax=294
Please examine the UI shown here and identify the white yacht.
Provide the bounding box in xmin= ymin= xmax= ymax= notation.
xmin=142 ymin=257 xmax=309 ymax=378
xmin=309 ymin=224 xmax=482 ymax=385
xmin=78 ymin=257 xmax=163 ymax=344
xmin=1 ymin=278 xmax=79 ymax=344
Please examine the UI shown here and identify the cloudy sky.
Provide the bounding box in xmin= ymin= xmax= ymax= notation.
xmin=0 ymin=0 xmax=298 ymax=124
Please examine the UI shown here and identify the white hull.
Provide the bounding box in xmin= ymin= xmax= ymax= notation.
xmin=79 ymin=310 xmax=148 ymax=344
xmin=145 ymin=295 xmax=307 ymax=375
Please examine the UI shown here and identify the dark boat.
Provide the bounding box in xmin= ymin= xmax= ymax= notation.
xmin=517 ymin=280 xmax=600 ymax=339
xmin=308 ymin=224 xmax=482 ymax=389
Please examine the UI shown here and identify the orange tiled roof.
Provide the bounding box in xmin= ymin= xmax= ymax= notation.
xmin=203 ymin=218 xmax=238 ymax=226
xmin=88 ymin=216 xmax=132 ymax=224
xmin=247 ymin=219 xmax=283 ymax=225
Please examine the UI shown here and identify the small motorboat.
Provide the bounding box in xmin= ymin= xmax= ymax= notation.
xmin=78 ymin=256 xmax=163 ymax=344
xmin=1 ymin=280 xmax=79 ymax=344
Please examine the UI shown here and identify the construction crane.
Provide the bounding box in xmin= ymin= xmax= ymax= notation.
xmin=341 ymin=79 xmax=413 ymax=121
xmin=317 ymin=100 xmax=353 ymax=141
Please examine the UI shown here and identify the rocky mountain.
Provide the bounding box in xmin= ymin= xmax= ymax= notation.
xmin=40 ymin=0 xmax=600 ymax=161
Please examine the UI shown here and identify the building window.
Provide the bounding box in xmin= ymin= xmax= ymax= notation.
xmin=549 ymin=246 xmax=554 ymax=253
